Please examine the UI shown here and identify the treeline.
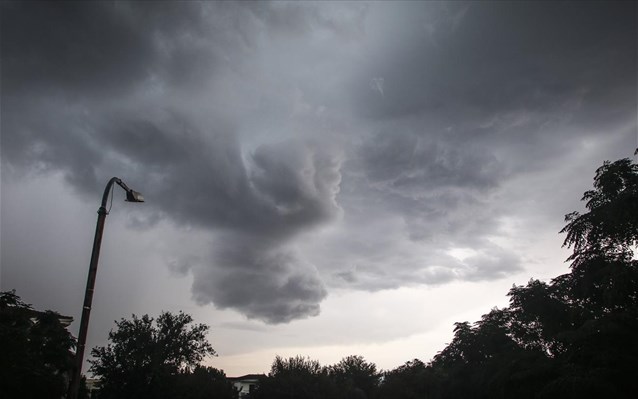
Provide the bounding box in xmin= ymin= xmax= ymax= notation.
xmin=2 ymin=158 xmax=636 ymax=399
xmin=0 ymin=291 xmax=236 ymax=399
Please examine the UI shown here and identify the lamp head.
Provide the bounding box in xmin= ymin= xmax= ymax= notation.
xmin=125 ymin=190 xmax=145 ymax=203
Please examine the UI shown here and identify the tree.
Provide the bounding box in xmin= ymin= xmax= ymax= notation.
xmin=549 ymin=158 xmax=638 ymax=397
xmin=376 ymin=359 xmax=434 ymax=399
xmin=173 ymin=365 xmax=238 ymax=399
xmin=429 ymin=309 xmax=547 ymax=399
xmin=0 ymin=290 xmax=77 ymax=399
xmin=561 ymin=158 xmax=638 ymax=263
xmin=328 ymin=355 xmax=379 ymax=399
xmin=421 ymin=158 xmax=638 ymax=399
xmin=252 ymin=356 xmax=333 ymax=399
xmin=89 ymin=311 xmax=216 ymax=399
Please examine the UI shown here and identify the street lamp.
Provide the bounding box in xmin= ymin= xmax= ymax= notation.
xmin=68 ymin=177 xmax=144 ymax=399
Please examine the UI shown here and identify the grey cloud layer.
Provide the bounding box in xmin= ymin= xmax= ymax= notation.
xmin=315 ymin=1 xmax=635 ymax=291
xmin=2 ymin=1 xmax=346 ymax=323
xmin=193 ymin=237 xmax=328 ymax=324
xmin=2 ymin=1 xmax=635 ymax=323
xmin=352 ymin=2 xmax=635 ymax=121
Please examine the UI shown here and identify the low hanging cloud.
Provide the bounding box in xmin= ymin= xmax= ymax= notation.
xmin=185 ymin=138 xmax=342 ymax=324
xmin=100 ymin=117 xmax=344 ymax=323
xmin=192 ymin=235 xmax=328 ymax=324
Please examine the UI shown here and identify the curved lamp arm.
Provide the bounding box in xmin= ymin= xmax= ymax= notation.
xmin=99 ymin=177 xmax=145 ymax=214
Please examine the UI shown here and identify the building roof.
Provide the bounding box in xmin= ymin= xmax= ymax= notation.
xmin=228 ymin=374 xmax=266 ymax=381
xmin=27 ymin=308 xmax=74 ymax=327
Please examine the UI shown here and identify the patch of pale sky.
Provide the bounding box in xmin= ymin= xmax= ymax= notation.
xmin=207 ymin=279 xmax=517 ymax=376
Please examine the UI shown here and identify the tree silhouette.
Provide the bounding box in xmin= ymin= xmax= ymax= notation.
xmin=376 ymin=359 xmax=436 ymax=399
xmin=328 ymin=355 xmax=379 ymax=399
xmin=0 ymin=290 xmax=77 ymax=399
xmin=90 ymin=311 xmax=217 ymax=399
xmin=252 ymin=356 xmax=333 ymax=399
xmin=173 ymin=365 xmax=238 ymax=399
xmin=561 ymin=158 xmax=638 ymax=262
xmin=376 ymin=158 xmax=638 ymax=399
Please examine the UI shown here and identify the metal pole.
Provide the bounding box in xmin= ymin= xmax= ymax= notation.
xmin=68 ymin=178 xmax=120 ymax=399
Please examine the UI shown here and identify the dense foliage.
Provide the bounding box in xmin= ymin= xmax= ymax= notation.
xmin=405 ymin=158 xmax=637 ymax=399
xmin=172 ymin=365 xmax=238 ymax=399
xmin=0 ymin=290 xmax=77 ymax=399
xmin=89 ymin=311 xmax=232 ymax=399
xmin=252 ymin=355 xmax=379 ymax=399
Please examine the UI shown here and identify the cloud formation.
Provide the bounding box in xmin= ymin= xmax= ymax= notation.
xmin=2 ymin=1 xmax=347 ymax=323
xmin=2 ymin=1 xmax=635 ymax=324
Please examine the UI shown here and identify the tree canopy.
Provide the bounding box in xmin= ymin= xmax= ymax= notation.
xmin=328 ymin=355 xmax=379 ymax=399
xmin=252 ymin=355 xmax=379 ymax=399
xmin=0 ymin=290 xmax=76 ymax=399
xmin=561 ymin=158 xmax=638 ymax=262
xmin=89 ymin=311 xmax=223 ymax=399
xmin=420 ymin=158 xmax=638 ymax=398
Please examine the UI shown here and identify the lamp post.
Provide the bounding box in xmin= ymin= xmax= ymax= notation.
xmin=68 ymin=177 xmax=144 ymax=399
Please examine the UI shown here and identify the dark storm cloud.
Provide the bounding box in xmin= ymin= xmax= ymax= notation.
xmin=331 ymin=1 xmax=635 ymax=290
xmin=1 ymin=1 xmax=232 ymax=97
xmin=350 ymin=1 xmax=635 ymax=174
xmin=1 ymin=0 xmax=343 ymax=232
xmin=94 ymin=116 xmax=341 ymax=323
xmin=2 ymin=104 xmax=340 ymax=323
xmin=113 ymin=120 xmax=342 ymax=238
xmin=348 ymin=1 xmax=636 ymax=209
xmin=192 ymin=235 xmax=327 ymax=324
xmin=1 ymin=1 xmax=344 ymax=323
xmin=2 ymin=2 xmax=154 ymax=95
xmin=0 ymin=0 xmax=226 ymax=189
xmin=352 ymin=2 xmax=635 ymax=122
xmin=2 ymin=1 xmax=635 ymax=323
xmin=351 ymin=124 xmax=506 ymax=244
xmin=360 ymin=128 xmax=504 ymax=194
xmin=250 ymin=139 xmax=342 ymax=231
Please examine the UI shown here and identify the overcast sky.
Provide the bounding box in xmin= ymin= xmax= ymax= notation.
xmin=1 ymin=1 xmax=637 ymax=376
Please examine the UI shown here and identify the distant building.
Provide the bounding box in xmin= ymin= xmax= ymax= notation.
xmin=228 ymin=374 xmax=264 ymax=398
xmin=84 ymin=378 xmax=100 ymax=398
xmin=27 ymin=308 xmax=73 ymax=327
